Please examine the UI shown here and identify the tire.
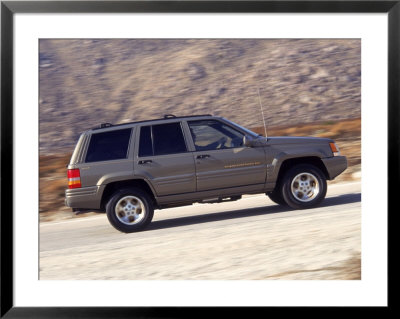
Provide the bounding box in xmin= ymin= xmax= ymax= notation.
xmin=281 ymin=164 xmax=327 ymax=209
xmin=106 ymin=187 xmax=154 ymax=233
xmin=267 ymin=189 xmax=287 ymax=206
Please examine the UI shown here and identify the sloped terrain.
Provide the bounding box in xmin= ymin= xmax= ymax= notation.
xmin=39 ymin=39 xmax=360 ymax=154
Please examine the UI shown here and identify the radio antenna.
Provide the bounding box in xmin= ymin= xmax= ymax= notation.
xmin=257 ymin=88 xmax=268 ymax=138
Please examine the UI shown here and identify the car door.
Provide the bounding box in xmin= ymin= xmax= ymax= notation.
xmin=187 ymin=119 xmax=267 ymax=192
xmin=133 ymin=122 xmax=196 ymax=196
xmin=79 ymin=127 xmax=135 ymax=188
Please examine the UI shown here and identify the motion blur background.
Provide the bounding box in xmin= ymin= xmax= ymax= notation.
xmin=39 ymin=39 xmax=361 ymax=221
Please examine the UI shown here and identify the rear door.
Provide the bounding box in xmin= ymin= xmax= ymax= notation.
xmin=79 ymin=127 xmax=135 ymax=187
xmin=187 ymin=119 xmax=267 ymax=192
xmin=134 ymin=122 xmax=196 ymax=196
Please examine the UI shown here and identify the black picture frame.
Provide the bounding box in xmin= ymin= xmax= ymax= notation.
xmin=1 ymin=1 xmax=395 ymax=317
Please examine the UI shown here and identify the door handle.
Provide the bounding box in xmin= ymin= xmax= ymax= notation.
xmin=196 ymin=154 xmax=210 ymax=159
xmin=138 ymin=159 xmax=152 ymax=164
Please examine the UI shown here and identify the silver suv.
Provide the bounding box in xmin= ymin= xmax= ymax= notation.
xmin=65 ymin=114 xmax=347 ymax=233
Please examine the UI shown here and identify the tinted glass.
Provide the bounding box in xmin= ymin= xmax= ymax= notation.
xmin=152 ymin=123 xmax=187 ymax=156
xmin=85 ymin=128 xmax=131 ymax=163
xmin=224 ymin=119 xmax=259 ymax=137
xmin=188 ymin=120 xmax=244 ymax=151
xmin=139 ymin=126 xmax=153 ymax=157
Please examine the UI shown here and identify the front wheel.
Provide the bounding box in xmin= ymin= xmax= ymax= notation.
xmin=267 ymin=189 xmax=287 ymax=206
xmin=106 ymin=188 xmax=154 ymax=233
xmin=281 ymin=164 xmax=327 ymax=209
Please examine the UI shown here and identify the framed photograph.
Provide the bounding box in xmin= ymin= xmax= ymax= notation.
xmin=1 ymin=0 xmax=395 ymax=316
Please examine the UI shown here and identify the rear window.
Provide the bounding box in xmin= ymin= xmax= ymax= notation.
xmin=85 ymin=128 xmax=132 ymax=163
xmin=138 ymin=122 xmax=187 ymax=157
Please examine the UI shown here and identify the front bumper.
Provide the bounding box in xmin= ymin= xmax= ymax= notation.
xmin=65 ymin=185 xmax=104 ymax=210
xmin=322 ymin=156 xmax=348 ymax=180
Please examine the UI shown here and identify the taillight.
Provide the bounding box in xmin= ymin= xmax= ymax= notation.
xmin=68 ymin=168 xmax=81 ymax=189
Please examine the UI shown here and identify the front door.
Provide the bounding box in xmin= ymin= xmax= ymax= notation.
xmin=187 ymin=119 xmax=267 ymax=192
xmin=134 ymin=122 xmax=196 ymax=196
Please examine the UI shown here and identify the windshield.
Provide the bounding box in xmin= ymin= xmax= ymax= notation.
xmin=222 ymin=118 xmax=260 ymax=138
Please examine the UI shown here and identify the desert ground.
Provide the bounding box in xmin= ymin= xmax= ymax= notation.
xmin=40 ymin=181 xmax=360 ymax=280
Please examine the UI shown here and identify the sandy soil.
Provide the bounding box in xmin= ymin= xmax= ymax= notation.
xmin=40 ymin=181 xmax=361 ymax=280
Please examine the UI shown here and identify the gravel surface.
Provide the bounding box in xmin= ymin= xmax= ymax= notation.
xmin=40 ymin=181 xmax=361 ymax=280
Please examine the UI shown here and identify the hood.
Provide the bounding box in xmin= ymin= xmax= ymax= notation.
xmin=250 ymin=135 xmax=334 ymax=147
xmin=266 ymin=136 xmax=334 ymax=144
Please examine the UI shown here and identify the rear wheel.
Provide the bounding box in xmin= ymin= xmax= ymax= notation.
xmin=106 ymin=187 xmax=154 ymax=233
xmin=281 ymin=164 xmax=327 ymax=209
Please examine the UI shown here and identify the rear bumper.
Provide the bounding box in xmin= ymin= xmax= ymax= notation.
xmin=322 ymin=156 xmax=348 ymax=180
xmin=65 ymin=185 xmax=104 ymax=210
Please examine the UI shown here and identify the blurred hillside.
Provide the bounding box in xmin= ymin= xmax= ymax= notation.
xmin=39 ymin=39 xmax=360 ymax=154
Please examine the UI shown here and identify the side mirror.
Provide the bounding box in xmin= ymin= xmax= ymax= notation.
xmin=243 ymin=135 xmax=253 ymax=147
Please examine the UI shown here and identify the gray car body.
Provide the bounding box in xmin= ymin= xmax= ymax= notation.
xmin=65 ymin=115 xmax=347 ymax=210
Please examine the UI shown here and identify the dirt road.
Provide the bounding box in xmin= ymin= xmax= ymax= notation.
xmin=40 ymin=181 xmax=361 ymax=280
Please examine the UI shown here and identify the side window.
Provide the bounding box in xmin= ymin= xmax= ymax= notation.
xmin=85 ymin=128 xmax=132 ymax=163
xmin=152 ymin=123 xmax=187 ymax=155
xmin=188 ymin=120 xmax=244 ymax=151
xmin=138 ymin=122 xmax=187 ymax=157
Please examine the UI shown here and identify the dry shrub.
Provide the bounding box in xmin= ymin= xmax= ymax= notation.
xmin=252 ymin=118 xmax=361 ymax=139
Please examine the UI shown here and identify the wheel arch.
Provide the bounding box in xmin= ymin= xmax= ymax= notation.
xmin=274 ymin=156 xmax=329 ymax=189
xmin=100 ymin=179 xmax=157 ymax=210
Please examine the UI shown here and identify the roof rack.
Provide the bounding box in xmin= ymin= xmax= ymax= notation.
xmin=91 ymin=114 xmax=215 ymax=131
xmin=164 ymin=114 xmax=176 ymax=119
